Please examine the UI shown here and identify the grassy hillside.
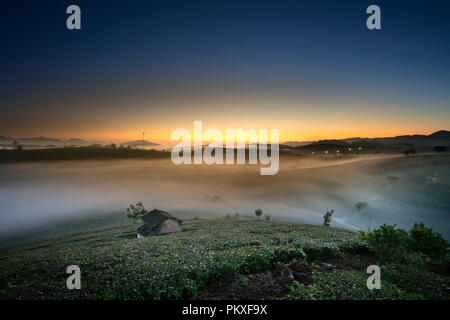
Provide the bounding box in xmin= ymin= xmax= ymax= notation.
xmin=0 ymin=219 xmax=448 ymax=300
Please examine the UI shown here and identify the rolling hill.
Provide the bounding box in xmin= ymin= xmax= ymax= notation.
xmin=122 ymin=140 xmax=159 ymax=147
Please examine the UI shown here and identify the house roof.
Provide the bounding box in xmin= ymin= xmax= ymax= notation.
xmin=141 ymin=209 xmax=182 ymax=230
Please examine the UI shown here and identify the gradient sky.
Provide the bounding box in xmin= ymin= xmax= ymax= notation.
xmin=1 ymin=0 xmax=449 ymax=142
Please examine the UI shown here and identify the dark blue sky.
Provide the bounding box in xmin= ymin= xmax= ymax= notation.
xmin=1 ymin=0 xmax=449 ymax=141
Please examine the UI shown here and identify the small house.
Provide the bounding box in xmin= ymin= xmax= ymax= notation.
xmin=137 ymin=209 xmax=182 ymax=238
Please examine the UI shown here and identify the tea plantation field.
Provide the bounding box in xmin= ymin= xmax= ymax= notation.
xmin=0 ymin=219 xmax=447 ymax=300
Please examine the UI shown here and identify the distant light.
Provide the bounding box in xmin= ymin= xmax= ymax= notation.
xmin=325 ymin=150 xmax=328 ymax=154
xmin=336 ymin=150 xmax=339 ymax=153
xmin=349 ymin=148 xmax=352 ymax=151
xmin=358 ymin=147 xmax=362 ymax=150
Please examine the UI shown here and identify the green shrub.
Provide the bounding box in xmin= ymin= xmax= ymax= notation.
xmin=358 ymin=223 xmax=448 ymax=260
xmin=358 ymin=224 xmax=411 ymax=259
xmin=381 ymin=264 xmax=449 ymax=299
xmin=287 ymin=271 xmax=422 ymax=300
xmin=409 ymin=223 xmax=448 ymax=259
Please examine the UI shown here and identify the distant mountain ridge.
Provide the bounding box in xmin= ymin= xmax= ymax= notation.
xmin=341 ymin=130 xmax=450 ymax=147
xmin=0 ymin=136 xmax=88 ymax=146
xmin=0 ymin=136 xmax=160 ymax=147
xmin=428 ymin=130 xmax=450 ymax=138
xmin=283 ymin=130 xmax=449 ymax=148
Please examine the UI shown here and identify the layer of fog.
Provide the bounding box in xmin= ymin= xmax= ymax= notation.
xmin=0 ymin=154 xmax=448 ymax=243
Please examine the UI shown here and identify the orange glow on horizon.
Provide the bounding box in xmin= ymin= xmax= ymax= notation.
xmin=20 ymin=126 xmax=444 ymax=145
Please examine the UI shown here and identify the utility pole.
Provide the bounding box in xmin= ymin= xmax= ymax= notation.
xmin=142 ymin=131 xmax=144 ymax=148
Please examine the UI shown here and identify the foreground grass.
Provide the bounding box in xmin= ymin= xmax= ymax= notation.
xmin=0 ymin=219 xmax=447 ymax=300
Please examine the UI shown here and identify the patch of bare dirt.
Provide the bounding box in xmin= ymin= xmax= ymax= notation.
xmin=191 ymin=254 xmax=380 ymax=300
xmin=191 ymin=258 xmax=364 ymax=300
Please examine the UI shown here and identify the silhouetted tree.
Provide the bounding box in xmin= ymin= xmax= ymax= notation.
xmin=387 ymin=176 xmax=399 ymax=183
xmin=323 ymin=209 xmax=334 ymax=227
xmin=126 ymin=202 xmax=148 ymax=223
xmin=12 ymin=140 xmax=22 ymax=151
xmin=355 ymin=201 xmax=368 ymax=213
xmin=403 ymin=149 xmax=416 ymax=156
xmin=433 ymin=146 xmax=447 ymax=153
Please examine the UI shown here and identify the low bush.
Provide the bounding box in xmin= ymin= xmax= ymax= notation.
xmin=409 ymin=223 xmax=448 ymax=259
xmin=358 ymin=223 xmax=448 ymax=260
xmin=358 ymin=224 xmax=411 ymax=259
xmin=381 ymin=263 xmax=449 ymax=300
